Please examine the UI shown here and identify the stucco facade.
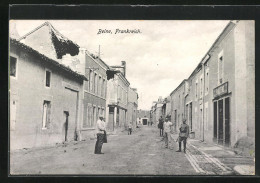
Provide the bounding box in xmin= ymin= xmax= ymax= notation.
xmin=10 ymin=39 xmax=85 ymax=150
xmin=80 ymin=52 xmax=109 ymax=140
xmin=127 ymin=88 xmax=138 ymax=128
xmin=106 ymin=72 xmax=130 ymax=131
xmin=168 ymin=21 xmax=255 ymax=147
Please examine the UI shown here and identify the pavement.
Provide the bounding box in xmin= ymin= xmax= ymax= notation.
xmin=10 ymin=126 xmax=255 ymax=175
xmin=170 ymin=133 xmax=255 ymax=175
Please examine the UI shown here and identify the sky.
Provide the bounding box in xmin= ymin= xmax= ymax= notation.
xmin=10 ymin=20 xmax=229 ymax=110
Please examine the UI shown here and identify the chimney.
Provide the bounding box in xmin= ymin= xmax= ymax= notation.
xmin=10 ymin=21 xmax=20 ymax=40
xmin=121 ymin=61 xmax=126 ymax=77
xmin=76 ymin=48 xmax=87 ymax=74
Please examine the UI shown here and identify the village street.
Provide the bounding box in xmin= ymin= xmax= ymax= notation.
xmin=10 ymin=126 xmax=254 ymax=175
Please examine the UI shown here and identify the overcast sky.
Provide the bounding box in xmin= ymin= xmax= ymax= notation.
xmin=10 ymin=20 xmax=229 ymax=110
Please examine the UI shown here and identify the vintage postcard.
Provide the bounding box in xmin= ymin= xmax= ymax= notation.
xmin=9 ymin=19 xmax=255 ymax=175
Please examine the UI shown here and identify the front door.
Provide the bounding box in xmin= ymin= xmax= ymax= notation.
xmin=213 ymin=101 xmax=218 ymax=142
xmin=224 ymin=97 xmax=230 ymax=146
xmin=213 ymin=97 xmax=230 ymax=146
xmin=218 ymin=99 xmax=224 ymax=145
xmin=143 ymin=119 xmax=147 ymax=125
xmin=63 ymin=111 xmax=69 ymax=141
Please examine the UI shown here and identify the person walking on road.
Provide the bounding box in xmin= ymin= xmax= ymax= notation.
xmin=158 ymin=116 xmax=164 ymax=137
xmin=163 ymin=117 xmax=173 ymax=148
xmin=128 ymin=122 xmax=133 ymax=135
xmin=94 ymin=115 xmax=106 ymax=154
xmin=176 ymin=119 xmax=190 ymax=153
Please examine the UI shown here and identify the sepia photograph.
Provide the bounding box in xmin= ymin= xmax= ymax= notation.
xmin=9 ymin=19 xmax=255 ymax=175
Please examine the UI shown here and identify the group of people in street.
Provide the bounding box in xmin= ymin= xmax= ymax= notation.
xmin=158 ymin=116 xmax=190 ymax=153
xmin=95 ymin=113 xmax=190 ymax=155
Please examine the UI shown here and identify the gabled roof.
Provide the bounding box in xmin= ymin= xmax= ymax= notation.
xmin=10 ymin=38 xmax=87 ymax=81
xmin=18 ymin=22 xmax=80 ymax=59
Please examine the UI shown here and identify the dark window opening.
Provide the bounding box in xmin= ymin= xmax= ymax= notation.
xmin=46 ymin=70 xmax=51 ymax=87
xmin=10 ymin=56 xmax=17 ymax=77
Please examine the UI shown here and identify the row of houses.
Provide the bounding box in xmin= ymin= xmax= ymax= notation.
xmin=151 ymin=21 xmax=255 ymax=148
xmin=9 ymin=22 xmax=138 ymax=150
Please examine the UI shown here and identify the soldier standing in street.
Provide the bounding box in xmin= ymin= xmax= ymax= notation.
xmin=176 ymin=119 xmax=189 ymax=153
xmin=158 ymin=116 xmax=164 ymax=137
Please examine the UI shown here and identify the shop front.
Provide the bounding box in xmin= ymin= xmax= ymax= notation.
xmin=213 ymin=82 xmax=231 ymax=147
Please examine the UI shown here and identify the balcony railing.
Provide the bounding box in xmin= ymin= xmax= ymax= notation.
xmin=213 ymin=82 xmax=228 ymax=98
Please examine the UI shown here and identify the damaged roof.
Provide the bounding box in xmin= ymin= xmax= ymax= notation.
xmin=10 ymin=38 xmax=88 ymax=81
xmin=18 ymin=22 xmax=80 ymax=59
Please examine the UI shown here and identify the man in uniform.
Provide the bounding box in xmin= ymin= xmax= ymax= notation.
xmin=158 ymin=116 xmax=164 ymax=137
xmin=176 ymin=119 xmax=189 ymax=153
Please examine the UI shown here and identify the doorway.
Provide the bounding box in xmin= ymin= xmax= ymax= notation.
xmin=63 ymin=111 xmax=69 ymax=141
xmin=142 ymin=119 xmax=148 ymax=125
xmin=213 ymin=97 xmax=230 ymax=146
xmin=189 ymin=103 xmax=192 ymax=131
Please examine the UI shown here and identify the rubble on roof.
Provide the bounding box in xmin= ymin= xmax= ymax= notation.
xmin=49 ymin=24 xmax=80 ymax=59
xmin=106 ymin=69 xmax=121 ymax=80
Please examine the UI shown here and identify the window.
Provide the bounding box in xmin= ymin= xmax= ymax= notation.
xmin=94 ymin=73 xmax=97 ymax=93
xmin=195 ymin=82 xmax=198 ymax=99
xmin=45 ymin=70 xmax=51 ymax=87
xmin=103 ymin=79 xmax=106 ymax=97
xmin=83 ymin=107 xmax=88 ymax=128
xmin=42 ymin=101 xmax=51 ymax=129
xmin=10 ymin=56 xmax=17 ymax=77
xmin=89 ymin=70 xmax=93 ymax=92
xmin=205 ymin=105 xmax=208 ymax=130
xmin=179 ymin=95 xmax=180 ymax=108
xmin=205 ymin=71 xmax=209 ymax=95
xmin=218 ymin=51 xmax=224 ymax=84
xmin=99 ymin=76 xmax=102 ymax=96
xmin=200 ymin=78 xmax=203 ymax=97
xmin=87 ymin=104 xmax=93 ymax=127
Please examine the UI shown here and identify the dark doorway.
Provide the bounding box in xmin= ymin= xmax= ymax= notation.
xmin=224 ymin=97 xmax=230 ymax=146
xmin=218 ymin=99 xmax=224 ymax=145
xmin=64 ymin=111 xmax=69 ymax=142
xmin=213 ymin=101 xmax=218 ymax=142
xmin=116 ymin=108 xmax=119 ymax=127
xmin=143 ymin=119 xmax=148 ymax=125
xmin=189 ymin=103 xmax=192 ymax=131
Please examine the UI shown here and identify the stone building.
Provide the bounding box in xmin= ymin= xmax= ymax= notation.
xmin=106 ymin=62 xmax=130 ymax=131
xmin=169 ymin=20 xmax=255 ymax=147
xmin=170 ymin=80 xmax=187 ymax=132
xmin=137 ymin=110 xmax=150 ymax=126
xmin=79 ymin=52 xmax=110 ymax=140
xmin=9 ymin=38 xmax=87 ymax=150
xmin=162 ymin=96 xmax=171 ymax=121
xmin=127 ymin=87 xmax=138 ymax=129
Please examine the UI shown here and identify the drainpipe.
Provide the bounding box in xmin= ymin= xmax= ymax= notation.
xmin=202 ymin=54 xmax=210 ymax=142
xmin=202 ymin=63 xmax=205 ymax=142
